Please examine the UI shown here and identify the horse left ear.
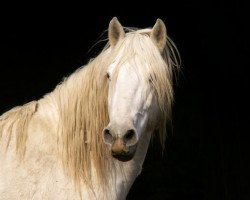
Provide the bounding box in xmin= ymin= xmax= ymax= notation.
xmin=150 ymin=19 xmax=167 ymax=52
xmin=108 ymin=17 xmax=125 ymax=47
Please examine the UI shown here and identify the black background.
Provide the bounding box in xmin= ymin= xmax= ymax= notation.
xmin=0 ymin=1 xmax=249 ymax=200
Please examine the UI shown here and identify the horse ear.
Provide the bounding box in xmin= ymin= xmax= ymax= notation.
xmin=150 ymin=19 xmax=167 ymax=52
xmin=108 ymin=17 xmax=125 ymax=47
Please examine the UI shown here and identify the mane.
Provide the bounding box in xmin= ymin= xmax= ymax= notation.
xmin=53 ymin=49 xmax=111 ymax=188
xmin=0 ymin=27 xmax=180 ymax=190
xmin=0 ymin=101 xmax=38 ymax=159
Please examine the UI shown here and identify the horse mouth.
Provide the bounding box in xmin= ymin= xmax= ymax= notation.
xmin=112 ymin=152 xmax=135 ymax=162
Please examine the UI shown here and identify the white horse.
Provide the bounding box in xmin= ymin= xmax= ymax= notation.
xmin=0 ymin=17 xmax=180 ymax=199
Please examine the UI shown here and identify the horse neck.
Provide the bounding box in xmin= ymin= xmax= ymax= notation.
xmin=37 ymin=94 xmax=60 ymax=132
xmin=48 ymin=67 xmax=87 ymax=125
xmin=112 ymin=129 xmax=153 ymax=199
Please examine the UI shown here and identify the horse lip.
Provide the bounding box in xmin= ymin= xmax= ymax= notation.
xmin=112 ymin=152 xmax=134 ymax=162
xmin=111 ymin=143 xmax=137 ymax=162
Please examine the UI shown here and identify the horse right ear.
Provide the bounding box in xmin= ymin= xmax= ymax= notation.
xmin=108 ymin=17 xmax=125 ymax=47
xmin=150 ymin=19 xmax=167 ymax=52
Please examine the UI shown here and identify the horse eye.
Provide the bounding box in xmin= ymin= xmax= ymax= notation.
xmin=148 ymin=76 xmax=153 ymax=83
xmin=106 ymin=73 xmax=110 ymax=79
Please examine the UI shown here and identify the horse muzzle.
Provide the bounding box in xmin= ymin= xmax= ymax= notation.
xmin=102 ymin=125 xmax=139 ymax=161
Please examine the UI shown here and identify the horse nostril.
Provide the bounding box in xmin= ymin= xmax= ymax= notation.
xmin=124 ymin=129 xmax=136 ymax=142
xmin=103 ymin=128 xmax=113 ymax=144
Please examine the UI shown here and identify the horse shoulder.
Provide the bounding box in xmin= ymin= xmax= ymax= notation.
xmin=0 ymin=99 xmax=70 ymax=199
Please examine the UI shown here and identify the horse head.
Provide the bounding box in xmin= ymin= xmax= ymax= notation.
xmin=102 ymin=17 xmax=169 ymax=161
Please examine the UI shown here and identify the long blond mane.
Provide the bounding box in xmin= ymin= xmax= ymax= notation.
xmin=0 ymin=101 xmax=38 ymax=159
xmin=0 ymin=27 xmax=180 ymax=189
xmin=54 ymin=49 xmax=111 ymax=187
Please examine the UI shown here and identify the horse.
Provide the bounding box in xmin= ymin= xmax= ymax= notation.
xmin=0 ymin=17 xmax=180 ymax=199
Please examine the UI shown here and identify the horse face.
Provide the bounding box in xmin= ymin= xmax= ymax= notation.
xmin=102 ymin=61 xmax=156 ymax=162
